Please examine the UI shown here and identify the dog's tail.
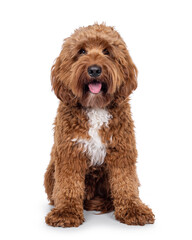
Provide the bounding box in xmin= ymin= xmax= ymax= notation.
xmin=84 ymin=196 xmax=114 ymax=214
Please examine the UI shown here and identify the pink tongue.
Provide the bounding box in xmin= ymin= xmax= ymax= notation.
xmin=88 ymin=82 xmax=102 ymax=94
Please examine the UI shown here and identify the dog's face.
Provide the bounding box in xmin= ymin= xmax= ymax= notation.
xmin=51 ymin=24 xmax=137 ymax=108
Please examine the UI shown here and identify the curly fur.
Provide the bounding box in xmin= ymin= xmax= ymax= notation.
xmin=73 ymin=108 xmax=112 ymax=166
xmin=44 ymin=23 xmax=155 ymax=227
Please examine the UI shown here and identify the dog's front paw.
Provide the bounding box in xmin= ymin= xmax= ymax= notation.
xmin=115 ymin=201 xmax=155 ymax=226
xmin=45 ymin=208 xmax=84 ymax=227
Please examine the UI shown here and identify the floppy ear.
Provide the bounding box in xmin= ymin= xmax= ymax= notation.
xmin=51 ymin=55 xmax=77 ymax=105
xmin=51 ymin=56 xmax=65 ymax=101
xmin=118 ymin=50 xmax=138 ymax=98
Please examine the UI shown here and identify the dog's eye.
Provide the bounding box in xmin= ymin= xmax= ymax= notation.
xmin=103 ymin=48 xmax=109 ymax=55
xmin=78 ymin=48 xmax=87 ymax=55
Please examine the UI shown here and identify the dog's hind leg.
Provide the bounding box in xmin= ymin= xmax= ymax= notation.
xmin=44 ymin=146 xmax=56 ymax=205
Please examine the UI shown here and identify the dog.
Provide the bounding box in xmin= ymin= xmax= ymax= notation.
xmin=44 ymin=23 xmax=155 ymax=227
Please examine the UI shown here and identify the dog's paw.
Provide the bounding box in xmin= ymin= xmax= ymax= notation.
xmin=115 ymin=201 xmax=155 ymax=226
xmin=45 ymin=208 xmax=84 ymax=227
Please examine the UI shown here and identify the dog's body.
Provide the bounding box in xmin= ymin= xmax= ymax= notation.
xmin=44 ymin=24 xmax=155 ymax=227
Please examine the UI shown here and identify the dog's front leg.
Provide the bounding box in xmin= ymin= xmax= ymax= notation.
xmin=107 ymin=161 xmax=155 ymax=225
xmin=45 ymin=145 xmax=87 ymax=228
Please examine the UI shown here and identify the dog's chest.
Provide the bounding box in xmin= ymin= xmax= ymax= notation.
xmin=74 ymin=108 xmax=112 ymax=166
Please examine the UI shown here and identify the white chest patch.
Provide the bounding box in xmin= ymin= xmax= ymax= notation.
xmin=73 ymin=108 xmax=112 ymax=166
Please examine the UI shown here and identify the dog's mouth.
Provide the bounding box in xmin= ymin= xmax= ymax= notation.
xmin=84 ymin=79 xmax=107 ymax=94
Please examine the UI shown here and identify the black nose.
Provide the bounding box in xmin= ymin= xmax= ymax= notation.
xmin=88 ymin=65 xmax=102 ymax=77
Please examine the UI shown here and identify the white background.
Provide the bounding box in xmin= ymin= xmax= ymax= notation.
xmin=0 ymin=0 xmax=192 ymax=239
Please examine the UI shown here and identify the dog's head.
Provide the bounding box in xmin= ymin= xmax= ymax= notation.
xmin=51 ymin=24 xmax=137 ymax=108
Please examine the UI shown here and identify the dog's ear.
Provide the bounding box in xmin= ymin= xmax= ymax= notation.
xmin=51 ymin=55 xmax=77 ymax=105
xmin=51 ymin=56 xmax=65 ymax=101
xmin=118 ymin=49 xmax=138 ymax=98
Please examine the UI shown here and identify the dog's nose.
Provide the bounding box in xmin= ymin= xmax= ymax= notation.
xmin=88 ymin=65 xmax=102 ymax=77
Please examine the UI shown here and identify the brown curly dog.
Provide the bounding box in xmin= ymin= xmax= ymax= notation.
xmin=44 ymin=23 xmax=155 ymax=227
